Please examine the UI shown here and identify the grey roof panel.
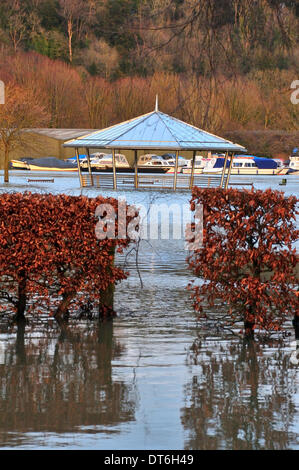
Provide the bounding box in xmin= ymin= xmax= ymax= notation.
xmin=27 ymin=129 xmax=97 ymax=141
xmin=63 ymin=111 xmax=246 ymax=152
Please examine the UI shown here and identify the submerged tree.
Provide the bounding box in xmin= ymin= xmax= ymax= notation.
xmin=0 ymin=193 xmax=138 ymax=326
xmin=187 ymin=188 xmax=299 ymax=339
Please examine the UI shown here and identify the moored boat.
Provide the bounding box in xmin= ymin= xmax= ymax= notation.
xmin=27 ymin=157 xmax=77 ymax=172
xmin=202 ymin=155 xmax=288 ymax=175
xmin=161 ymin=153 xmax=187 ymax=173
xmin=10 ymin=157 xmax=77 ymax=171
xmin=164 ymin=155 xmax=189 ymax=174
xmin=80 ymin=153 xmax=176 ymax=173
xmin=180 ymin=155 xmax=213 ymax=175
xmin=10 ymin=158 xmax=34 ymax=170
xmin=288 ymin=148 xmax=299 ymax=174
xmin=80 ymin=153 xmax=130 ymax=172
xmin=137 ymin=154 xmax=174 ymax=173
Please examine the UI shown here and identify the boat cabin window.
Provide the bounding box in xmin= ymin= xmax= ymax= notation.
xmin=116 ymin=155 xmax=126 ymax=163
xmin=233 ymin=161 xmax=257 ymax=168
xmin=139 ymin=155 xmax=151 ymax=163
xmin=97 ymin=154 xmax=109 ymax=160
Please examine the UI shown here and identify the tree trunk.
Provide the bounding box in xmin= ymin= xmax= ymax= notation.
xmin=54 ymin=291 xmax=75 ymax=327
xmin=16 ymin=278 xmax=26 ymax=323
xmin=99 ymin=248 xmax=115 ymax=320
xmin=96 ymin=321 xmax=113 ymax=379
xmin=67 ymin=20 xmax=73 ymax=63
xmin=16 ymin=321 xmax=26 ymax=364
xmin=244 ymin=313 xmax=255 ymax=339
xmin=99 ymin=282 xmax=115 ymax=320
xmin=4 ymin=147 xmax=9 ymax=183
xmin=244 ymin=322 xmax=254 ymax=339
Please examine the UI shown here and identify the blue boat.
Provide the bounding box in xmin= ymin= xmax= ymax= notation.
xmin=202 ymin=154 xmax=288 ymax=175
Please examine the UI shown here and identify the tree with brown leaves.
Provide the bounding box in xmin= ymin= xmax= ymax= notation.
xmin=188 ymin=187 xmax=299 ymax=339
xmin=0 ymin=83 xmax=49 ymax=182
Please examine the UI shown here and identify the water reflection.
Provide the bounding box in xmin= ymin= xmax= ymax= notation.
xmin=182 ymin=337 xmax=299 ymax=450
xmin=0 ymin=322 xmax=136 ymax=447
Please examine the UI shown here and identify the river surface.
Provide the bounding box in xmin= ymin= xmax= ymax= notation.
xmin=0 ymin=171 xmax=298 ymax=450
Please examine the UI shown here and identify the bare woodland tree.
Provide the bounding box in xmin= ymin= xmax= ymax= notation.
xmin=0 ymin=83 xmax=49 ymax=182
xmin=58 ymin=0 xmax=93 ymax=63
xmin=83 ymin=78 xmax=113 ymax=129
xmin=7 ymin=0 xmax=27 ymax=52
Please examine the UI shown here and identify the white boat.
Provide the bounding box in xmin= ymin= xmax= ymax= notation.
xmin=137 ymin=154 xmax=174 ymax=173
xmin=288 ymin=148 xmax=299 ymax=174
xmin=202 ymin=155 xmax=289 ymax=175
xmin=161 ymin=153 xmax=187 ymax=172
xmin=180 ymin=156 xmax=212 ymax=175
xmin=158 ymin=153 xmax=191 ymax=174
xmin=80 ymin=153 xmax=130 ymax=172
xmin=80 ymin=153 xmax=174 ymax=173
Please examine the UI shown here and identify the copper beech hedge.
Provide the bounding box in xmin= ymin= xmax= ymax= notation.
xmin=0 ymin=192 xmax=138 ymax=325
xmin=187 ymin=187 xmax=299 ymax=338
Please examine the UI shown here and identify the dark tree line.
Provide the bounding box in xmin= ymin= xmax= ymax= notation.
xmin=0 ymin=0 xmax=297 ymax=78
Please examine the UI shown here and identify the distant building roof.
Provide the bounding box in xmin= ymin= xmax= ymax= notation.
xmin=27 ymin=129 xmax=97 ymax=141
xmin=63 ymin=109 xmax=246 ymax=152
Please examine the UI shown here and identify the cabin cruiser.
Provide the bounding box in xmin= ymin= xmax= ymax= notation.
xmin=137 ymin=154 xmax=174 ymax=173
xmin=162 ymin=153 xmax=187 ymax=165
xmin=202 ymin=155 xmax=288 ymax=175
xmin=163 ymin=154 xmax=189 ymax=173
xmin=80 ymin=153 xmax=130 ymax=172
xmin=80 ymin=153 xmax=174 ymax=173
xmin=180 ymin=155 xmax=212 ymax=175
xmin=288 ymin=148 xmax=299 ymax=174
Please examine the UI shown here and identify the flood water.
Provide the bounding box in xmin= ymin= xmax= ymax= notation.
xmin=0 ymin=171 xmax=298 ymax=450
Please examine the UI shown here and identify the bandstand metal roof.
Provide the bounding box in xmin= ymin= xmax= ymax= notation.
xmin=64 ymin=105 xmax=246 ymax=153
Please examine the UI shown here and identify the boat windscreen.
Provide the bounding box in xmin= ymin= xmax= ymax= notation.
xmin=213 ymin=158 xmax=230 ymax=169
